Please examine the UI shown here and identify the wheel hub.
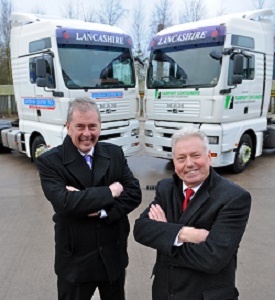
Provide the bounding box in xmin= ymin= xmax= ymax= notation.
xmin=238 ymin=144 xmax=251 ymax=166
xmin=35 ymin=144 xmax=49 ymax=158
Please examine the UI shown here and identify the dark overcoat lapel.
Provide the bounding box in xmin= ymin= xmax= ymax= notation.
xmin=172 ymin=173 xmax=211 ymax=225
xmin=61 ymin=135 xmax=111 ymax=188
xmin=92 ymin=143 xmax=111 ymax=186
xmin=179 ymin=187 xmax=210 ymax=225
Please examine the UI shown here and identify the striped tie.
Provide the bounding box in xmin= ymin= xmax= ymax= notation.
xmin=84 ymin=155 xmax=92 ymax=169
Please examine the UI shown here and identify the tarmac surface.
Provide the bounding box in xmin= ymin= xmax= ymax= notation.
xmin=1 ymin=125 xmax=275 ymax=299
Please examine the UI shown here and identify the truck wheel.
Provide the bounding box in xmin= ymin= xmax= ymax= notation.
xmin=31 ymin=136 xmax=46 ymax=165
xmin=0 ymin=144 xmax=12 ymax=153
xmin=231 ymin=134 xmax=252 ymax=173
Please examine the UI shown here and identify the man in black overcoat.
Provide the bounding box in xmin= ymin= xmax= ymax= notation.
xmin=37 ymin=97 xmax=141 ymax=300
xmin=134 ymin=127 xmax=251 ymax=300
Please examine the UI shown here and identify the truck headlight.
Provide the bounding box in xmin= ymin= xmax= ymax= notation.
xmin=208 ymin=136 xmax=219 ymax=144
xmin=131 ymin=128 xmax=139 ymax=136
xmin=145 ymin=130 xmax=153 ymax=137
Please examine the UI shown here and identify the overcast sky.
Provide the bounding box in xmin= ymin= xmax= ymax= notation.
xmin=9 ymin=0 xmax=273 ymax=51
xmin=10 ymin=0 xmax=263 ymax=22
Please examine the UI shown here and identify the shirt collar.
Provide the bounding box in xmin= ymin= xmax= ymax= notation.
xmin=183 ymin=182 xmax=203 ymax=194
xmin=78 ymin=147 xmax=94 ymax=157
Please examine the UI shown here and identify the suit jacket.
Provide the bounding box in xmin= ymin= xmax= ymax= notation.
xmin=37 ymin=135 xmax=141 ymax=283
xmin=134 ymin=167 xmax=251 ymax=300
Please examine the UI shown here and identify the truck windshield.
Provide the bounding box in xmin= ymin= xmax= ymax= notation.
xmin=58 ymin=45 xmax=135 ymax=89
xmin=147 ymin=45 xmax=223 ymax=89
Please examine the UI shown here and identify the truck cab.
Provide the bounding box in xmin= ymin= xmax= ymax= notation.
xmin=1 ymin=13 xmax=140 ymax=161
xmin=144 ymin=9 xmax=274 ymax=172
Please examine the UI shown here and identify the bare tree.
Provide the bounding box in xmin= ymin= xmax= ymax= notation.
xmin=130 ymin=0 xmax=147 ymax=98
xmin=252 ymin=0 xmax=275 ymax=34
xmin=84 ymin=10 xmax=97 ymax=23
xmin=61 ymin=0 xmax=84 ymax=20
xmin=254 ymin=0 xmax=275 ymax=38
xmin=253 ymin=0 xmax=269 ymax=9
xmin=97 ymin=0 xmax=127 ymax=26
xmin=31 ymin=7 xmax=46 ymax=15
xmin=214 ymin=1 xmax=228 ymax=18
xmin=149 ymin=0 xmax=174 ymax=35
xmin=179 ymin=0 xmax=207 ymax=23
xmin=0 ymin=0 xmax=12 ymax=84
xmin=131 ymin=0 xmax=147 ymax=56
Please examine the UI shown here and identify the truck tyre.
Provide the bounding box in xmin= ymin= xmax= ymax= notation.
xmin=0 ymin=120 xmax=12 ymax=153
xmin=231 ymin=134 xmax=252 ymax=173
xmin=0 ymin=144 xmax=12 ymax=153
xmin=31 ymin=136 xmax=46 ymax=165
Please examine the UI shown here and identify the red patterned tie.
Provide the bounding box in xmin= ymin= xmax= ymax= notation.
xmin=183 ymin=188 xmax=194 ymax=211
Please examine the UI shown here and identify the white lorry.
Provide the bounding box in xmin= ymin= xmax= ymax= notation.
xmin=0 ymin=13 xmax=140 ymax=162
xmin=144 ymin=9 xmax=275 ymax=173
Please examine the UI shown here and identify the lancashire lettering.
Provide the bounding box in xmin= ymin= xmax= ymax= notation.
xmin=157 ymin=31 xmax=207 ymax=45
xmin=76 ymin=33 xmax=124 ymax=44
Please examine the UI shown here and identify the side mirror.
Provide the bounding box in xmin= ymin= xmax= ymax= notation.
xmin=36 ymin=77 xmax=47 ymax=87
xmin=232 ymin=75 xmax=243 ymax=84
xmin=232 ymin=54 xmax=243 ymax=85
xmin=35 ymin=58 xmax=47 ymax=87
xmin=210 ymin=50 xmax=223 ymax=60
xmin=36 ymin=58 xmax=46 ymax=77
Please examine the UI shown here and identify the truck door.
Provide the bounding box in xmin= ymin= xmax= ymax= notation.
xmin=18 ymin=57 xmax=37 ymax=122
xmin=225 ymin=52 xmax=264 ymax=120
xmin=33 ymin=54 xmax=63 ymax=125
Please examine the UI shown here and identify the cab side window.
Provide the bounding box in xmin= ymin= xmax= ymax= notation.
xmin=228 ymin=54 xmax=255 ymax=85
xmin=29 ymin=54 xmax=56 ymax=88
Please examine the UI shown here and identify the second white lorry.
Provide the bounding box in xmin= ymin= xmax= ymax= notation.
xmin=144 ymin=9 xmax=275 ymax=173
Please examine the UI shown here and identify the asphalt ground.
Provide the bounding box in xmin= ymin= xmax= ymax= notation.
xmin=1 ymin=129 xmax=275 ymax=299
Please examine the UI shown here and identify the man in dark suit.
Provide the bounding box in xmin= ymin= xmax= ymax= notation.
xmin=134 ymin=127 xmax=251 ymax=300
xmin=36 ymin=97 xmax=141 ymax=300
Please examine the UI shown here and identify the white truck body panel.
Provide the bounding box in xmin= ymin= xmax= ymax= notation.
xmin=3 ymin=13 xmax=140 ymax=158
xmin=144 ymin=9 xmax=274 ymax=170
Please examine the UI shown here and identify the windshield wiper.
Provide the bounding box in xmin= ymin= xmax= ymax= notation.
xmin=180 ymin=84 xmax=200 ymax=89
xmin=96 ymin=83 xmax=128 ymax=89
xmin=80 ymin=86 xmax=93 ymax=90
